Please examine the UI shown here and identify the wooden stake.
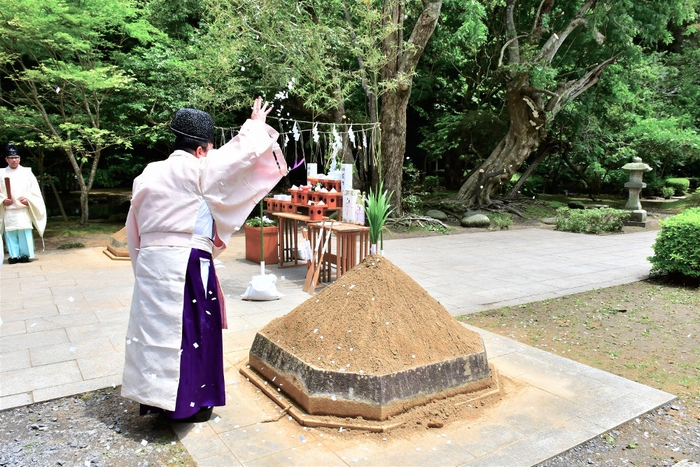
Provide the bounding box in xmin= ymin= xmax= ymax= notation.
xmin=302 ymin=224 xmax=324 ymax=292
xmin=309 ymin=221 xmax=334 ymax=294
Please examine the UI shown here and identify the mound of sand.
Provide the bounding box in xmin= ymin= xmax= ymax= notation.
xmin=259 ymin=255 xmax=484 ymax=375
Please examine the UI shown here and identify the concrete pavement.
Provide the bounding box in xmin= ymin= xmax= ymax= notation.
xmin=0 ymin=227 xmax=673 ymax=466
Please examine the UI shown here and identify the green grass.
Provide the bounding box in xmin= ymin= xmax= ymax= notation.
xmin=44 ymin=219 xmax=124 ymax=239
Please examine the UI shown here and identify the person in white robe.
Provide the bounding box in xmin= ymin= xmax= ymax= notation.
xmin=122 ymin=98 xmax=286 ymax=423
xmin=1 ymin=143 xmax=47 ymax=264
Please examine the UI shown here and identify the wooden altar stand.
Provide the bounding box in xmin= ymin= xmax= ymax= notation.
xmin=307 ymin=222 xmax=370 ymax=283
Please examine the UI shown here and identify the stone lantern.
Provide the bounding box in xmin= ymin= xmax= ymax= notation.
xmin=621 ymin=156 xmax=652 ymax=227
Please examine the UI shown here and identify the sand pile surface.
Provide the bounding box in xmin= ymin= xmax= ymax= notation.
xmin=259 ymin=255 xmax=484 ymax=374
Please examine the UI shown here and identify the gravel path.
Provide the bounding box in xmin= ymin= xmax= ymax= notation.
xmin=1 ymin=387 xmax=697 ymax=466
xmin=0 ymin=387 xmax=194 ymax=467
xmin=539 ymin=398 xmax=700 ymax=467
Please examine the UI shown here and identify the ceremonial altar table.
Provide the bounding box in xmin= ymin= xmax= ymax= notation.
xmin=269 ymin=212 xmax=311 ymax=268
xmin=308 ymin=222 xmax=370 ymax=283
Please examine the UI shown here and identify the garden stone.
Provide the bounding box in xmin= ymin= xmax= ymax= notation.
xmin=541 ymin=217 xmax=557 ymax=225
xmin=463 ymin=210 xmax=483 ymax=218
xmin=425 ymin=209 xmax=448 ymax=221
xmin=568 ymin=201 xmax=585 ymax=209
xmin=460 ymin=214 xmax=490 ymax=228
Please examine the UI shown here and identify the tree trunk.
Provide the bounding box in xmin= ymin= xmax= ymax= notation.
xmin=379 ymin=90 xmax=411 ymax=215
xmin=457 ymin=77 xmax=546 ymax=206
xmin=456 ymin=0 xmax=619 ymax=207
xmin=48 ymin=175 xmax=69 ymax=222
xmin=506 ymin=149 xmax=549 ymax=198
xmin=79 ymin=188 xmax=89 ymax=226
xmin=377 ymin=0 xmax=442 ymax=216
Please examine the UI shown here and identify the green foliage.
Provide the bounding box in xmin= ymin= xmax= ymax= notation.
xmin=489 ymin=213 xmax=512 ymax=230
xmin=665 ymin=178 xmax=690 ymax=195
xmin=555 ymin=207 xmax=631 ymax=234
xmin=644 ymin=172 xmax=667 ymax=197
xmin=0 ymin=0 xmax=159 ymax=224
xmin=628 ymin=118 xmax=700 ymax=177
xmin=245 ymin=216 xmax=277 ymax=227
xmin=649 ymin=208 xmax=700 ymax=278
xmin=606 ymin=170 xmax=630 ymax=194
xmin=510 ymin=173 xmax=545 ymax=196
xmin=401 ymin=161 xmax=427 ymax=214
xmin=423 ymin=175 xmax=440 ymax=192
xmin=366 ymin=181 xmax=394 ymax=246
xmin=412 ymin=0 xmax=699 ymax=200
xmin=402 ymin=194 xmax=423 ymax=214
xmin=57 ymin=242 xmax=85 ymax=250
xmin=201 ymin=0 xmax=390 ymax=116
xmin=661 ymin=186 xmax=676 ymax=199
xmin=93 ymin=153 xmax=145 ymax=188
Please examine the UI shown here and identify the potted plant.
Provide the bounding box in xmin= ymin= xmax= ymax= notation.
xmin=244 ymin=214 xmax=279 ymax=264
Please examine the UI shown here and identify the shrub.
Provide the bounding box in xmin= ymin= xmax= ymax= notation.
xmin=644 ymin=172 xmax=665 ymax=196
xmin=57 ymin=242 xmax=85 ymax=249
xmin=689 ymin=191 xmax=700 ymax=208
xmin=665 ymin=178 xmax=690 ymax=196
xmin=402 ymin=193 xmax=424 ymax=213
xmin=523 ymin=175 xmax=544 ymax=195
xmin=688 ymin=177 xmax=700 ymax=191
xmin=423 ymin=175 xmax=441 ymax=192
xmin=661 ymin=186 xmax=675 ymax=199
xmin=489 ymin=213 xmax=513 ymax=230
xmin=649 ymin=208 xmax=700 ymax=278
xmin=555 ymin=207 xmax=631 ymax=234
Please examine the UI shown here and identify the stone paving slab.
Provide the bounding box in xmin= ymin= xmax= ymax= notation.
xmin=179 ymin=324 xmax=672 ymax=467
xmin=0 ymin=227 xmax=671 ymax=466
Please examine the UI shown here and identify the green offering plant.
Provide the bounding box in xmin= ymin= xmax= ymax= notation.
xmin=365 ymin=181 xmax=394 ymax=251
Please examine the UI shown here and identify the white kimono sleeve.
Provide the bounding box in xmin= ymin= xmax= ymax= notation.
xmin=201 ymin=119 xmax=287 ymax=245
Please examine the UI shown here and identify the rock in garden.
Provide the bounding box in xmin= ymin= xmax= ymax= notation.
xmin=425 ymin=209 xmax=448 ymax=221
xmin=460 ymin=214 xmax=490 ymax=228
xmin=568 ymin=201 xmax=585 ymax=209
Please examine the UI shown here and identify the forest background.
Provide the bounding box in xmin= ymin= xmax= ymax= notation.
xmin=1 ymin=0 xmax=700 ymax=226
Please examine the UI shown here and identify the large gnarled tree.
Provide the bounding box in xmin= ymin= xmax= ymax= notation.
xmin=457 ymin=0 xmax=695 ymax=206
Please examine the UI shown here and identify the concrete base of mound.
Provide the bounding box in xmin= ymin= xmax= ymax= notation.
xmin=248 ymin=332 xmax=493 ymax=421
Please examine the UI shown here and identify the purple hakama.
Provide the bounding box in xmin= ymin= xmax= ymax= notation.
xmin=140 ymin=248 xmax=225 ymax=419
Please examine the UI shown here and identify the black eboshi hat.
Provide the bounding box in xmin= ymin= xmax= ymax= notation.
xmin=6 ymin=142 xmax=18 ymax=157
xmin=170 ymin=108 xmax=215 ymax=143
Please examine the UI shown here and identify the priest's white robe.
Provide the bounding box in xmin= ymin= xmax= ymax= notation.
xmin=122 ymin=119 xmax=286 ymax=410
xmin=0 ymin=165 xmax=47 ymax=238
